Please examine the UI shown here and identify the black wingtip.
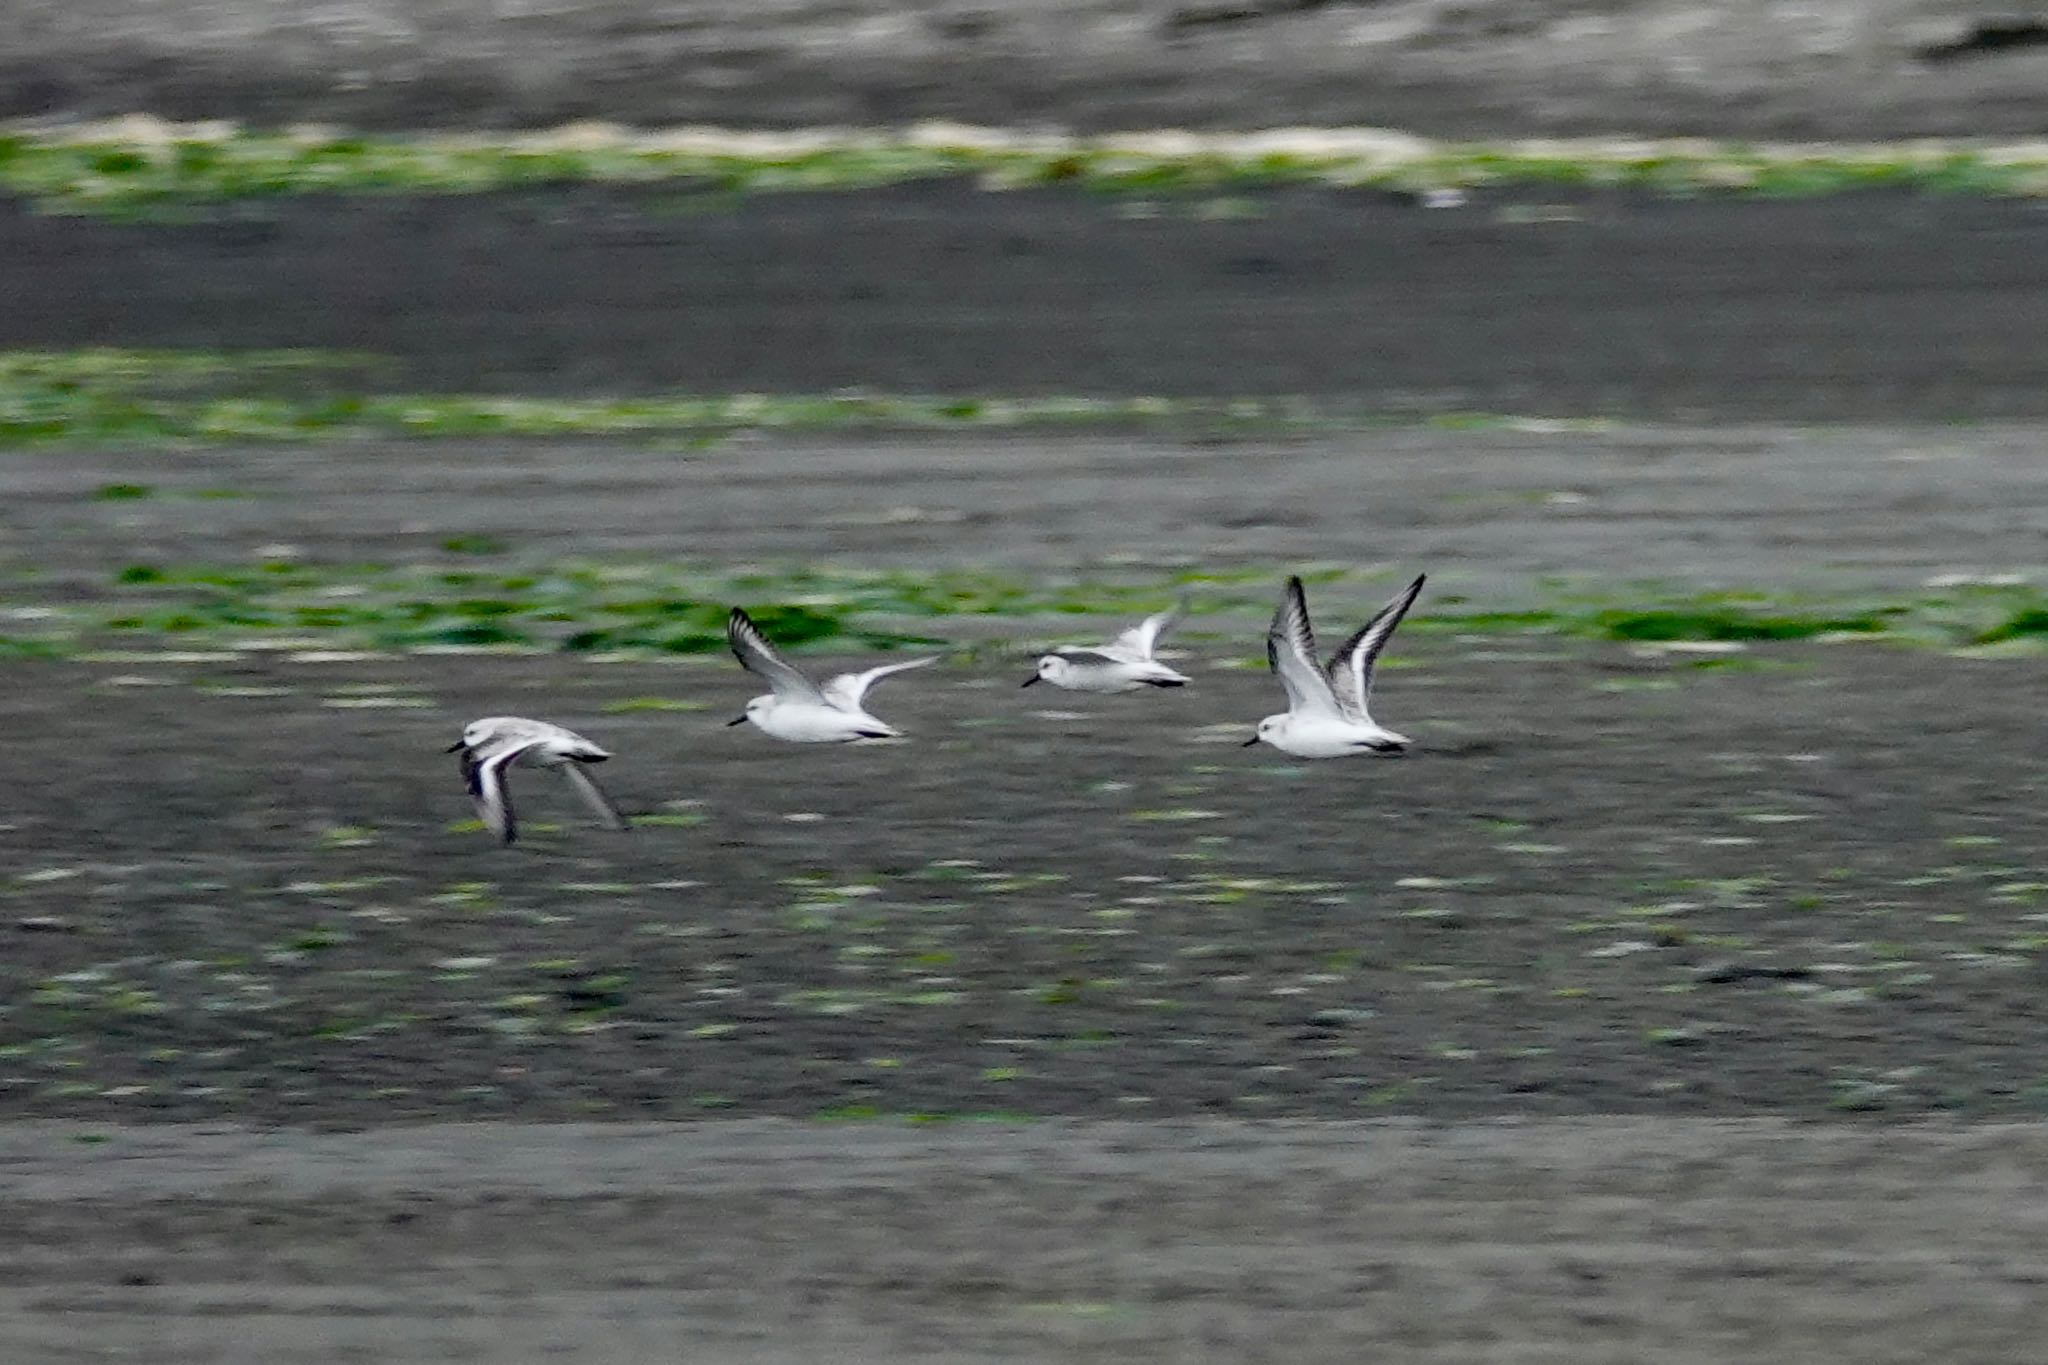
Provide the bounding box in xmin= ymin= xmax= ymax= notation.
xmin=726 ymin=606 xmax=761 ymax=668
xmin=1280 ymin=574 xmax=1312 ymax=618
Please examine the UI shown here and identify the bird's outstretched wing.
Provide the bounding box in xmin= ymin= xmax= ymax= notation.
xmin=821 ymin=655 xmax=938 ymax=710
xmin=1325 ymin=574 xmax=1426 ymax=721
xmin=727 ymin=608 xmax=825 ymax=702
xmin=561 ymin=763 xmax=630 ymax=832
xmin=1109 ymin=599 xmax=1184 ymax=661
xmin=462 ymin=738 xmax=540 ymax=844
xmin=1267 ymin=576 xmax=1338 ymax=718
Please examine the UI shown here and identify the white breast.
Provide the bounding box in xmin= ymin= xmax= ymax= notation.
xmin=753 ymin=699 xmax=889 ymax=743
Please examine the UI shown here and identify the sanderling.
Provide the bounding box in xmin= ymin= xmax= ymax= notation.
xmin=726 ymin=606 xmax=937 ymax=742
xmin=1247 ymin=574 xmax=1426 ymax=758
xmin=1022 ymin=600 xmax=1192 ymax=693
xmin=446 ymin=716 xmax=629 ymax=844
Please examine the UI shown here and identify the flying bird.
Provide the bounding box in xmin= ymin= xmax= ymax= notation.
xmin=1247 ymin=574 xmax=1425 ymax=758
xmin=1022 ymin=600 xmax=1192 ymax=693
xmin=726 ymin=607 xmax=937 ymax=742
xmin=447 ymin=716 xmax=629 ymax=844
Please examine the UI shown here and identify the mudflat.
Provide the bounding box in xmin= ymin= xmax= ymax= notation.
xmin=4 ymin=0 xmax=2045 ymax=138
xmin=7 ymin=182 xmax=2048 ymax=1359
xmin=5 ymin=1118 xmax=2048 ymax=1363
xmin=6 ymin=185 xmax=2048 ymax=419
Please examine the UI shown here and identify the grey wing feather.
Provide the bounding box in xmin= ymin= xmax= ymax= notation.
xmin=1325 ymin=574 xmax=1426 ymax=720
xmin=822 ymin=655 xmax=937 ymax=710
xmin=1267 ymin=576 xmax=1338 ymax=717
xmin=727 ymin=608 xmax=824 ymax=702
xmin=1110 ymin=599 xmax=1183 ymax=660
xmin=561 ymin=763 xmax=630 ymax=832
xmin=463 ymin=743 xmax=533 ymax=844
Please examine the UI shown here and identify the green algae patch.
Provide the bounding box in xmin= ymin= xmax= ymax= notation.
xmin=7 ymin=123 xmax=2048 ymax=217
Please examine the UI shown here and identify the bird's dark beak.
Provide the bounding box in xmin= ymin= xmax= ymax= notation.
xmin=1020 ymin=675 xmax=1041 ymax=688
xmin=727 ymin=714 xmax=748 ymax=727
xmin=1240 ymin=735 xmax=1261 ymax=747
xmin=445 ymin=740 xmax=466 ymax=753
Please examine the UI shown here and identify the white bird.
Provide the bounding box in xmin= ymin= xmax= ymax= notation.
xmin=726 ymin=607 xmax=937 ymax=743
xmin=1248 ymin=574 xmax=1426 ymax=758
xmin=1022 ymin=600 xmax=1192 ymax=693
xmin=446 ymin=716 xmax=628 ymax=844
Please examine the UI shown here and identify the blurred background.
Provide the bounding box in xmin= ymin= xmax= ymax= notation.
xmin=6 ymin=0 xmax=2048 ymax=136
xmin=5 ymin=4 xmax=2048 ymax=1363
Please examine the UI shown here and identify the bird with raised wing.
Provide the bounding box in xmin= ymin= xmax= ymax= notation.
xmin=1247 ymin=574 xmax=1426 ymax=758
xmin=1022 ymin=600 xmax=1192 ymax=693
xmin=726 ymin=607 xmax=937 ymax=742
xmin=447 ymin=716 xmax=629 ymax=844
